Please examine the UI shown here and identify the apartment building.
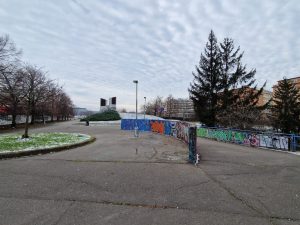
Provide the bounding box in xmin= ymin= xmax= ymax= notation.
xmin=272 ymin=76 xmax=300 ymax=95
xmin=164 ymin=98 xmax=195 ymax=120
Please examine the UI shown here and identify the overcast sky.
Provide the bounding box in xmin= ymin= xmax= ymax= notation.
xmin=0 ymin=0 xmax=299 ymax=111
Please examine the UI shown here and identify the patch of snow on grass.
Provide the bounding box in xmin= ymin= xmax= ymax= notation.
xmin=0 ymin=132 xmax=92 ymax=153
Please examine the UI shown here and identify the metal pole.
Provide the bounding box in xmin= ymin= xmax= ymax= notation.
xmin=133 ymin=80 xmax=138 ymax=137
xmin=136 ymin=83 xmax=138 ymax=122
xmin=144 ymin=97 xmax=146 ymax=120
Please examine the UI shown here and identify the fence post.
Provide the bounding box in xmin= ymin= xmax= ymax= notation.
xmin=291 ymin=135 xmax=296 ymax=152
xmin=188 ymin=126 xmax=197 ymax=163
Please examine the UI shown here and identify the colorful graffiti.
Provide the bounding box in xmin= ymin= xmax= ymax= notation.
xmin=150 ymin=121 xmax=165 ymax=134
xmin=169 ymin=121 xmax=177 ymax=137
xmin=197 ymin=128 xmax=247 ymax=144
xmin=121 ymin=119 xmax=190 ymax=139
xmin=121 ymin=119 xmax=198 ymax=163
xmin=243 ymin=133 xmax=260 ymax=147
xmin=197 ymin=127 xmax=292 ymax=151
xmin=175 ymin=122 xmax=189 ymax=143
xmin=259 ymin=135 xmax=289 ymax=150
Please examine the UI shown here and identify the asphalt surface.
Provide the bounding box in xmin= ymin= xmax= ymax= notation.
xmin=0 ymin=121 xmax=299 ymax=225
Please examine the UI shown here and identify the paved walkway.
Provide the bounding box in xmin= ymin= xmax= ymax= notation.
xmin=0 ymin=121 xmax=299 ymax=225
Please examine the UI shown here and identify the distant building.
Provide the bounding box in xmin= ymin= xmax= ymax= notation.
xmin=258 ymin=90 xmax=272 ymax=106
xmin=109 ymin=97 xmax=117 ymax=111
xmin=100 ymin=97 xmax=117 ymax=112
xmin=226 ymin=87 xmax=271 ymax=107
xmin=73 ymin=107 xmax=88 ymax=116
xmin=164 ymin=98 xmax=195 ymax=120
xmin=272 ymin=76 xmax=300 ymax=97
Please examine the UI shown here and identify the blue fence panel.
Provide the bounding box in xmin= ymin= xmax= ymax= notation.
xmin=121 ymin=119 xmax=151 ymax=131
xmin=291 ymin=135 xmax=300 ymax=152
xmin=137 ymin=119 xmax=151 ymax=131
xmin=121 ymin=119 xmax=135 ymax=130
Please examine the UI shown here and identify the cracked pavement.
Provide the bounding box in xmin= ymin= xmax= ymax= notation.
xmin=0 ymin=121 xmax=299 ymax=225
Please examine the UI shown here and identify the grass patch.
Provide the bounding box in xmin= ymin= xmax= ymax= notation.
xmin=0 ymin=132 xmax=91 ymax=152
xmin=81 ymin=110 xmax=121 ymax=121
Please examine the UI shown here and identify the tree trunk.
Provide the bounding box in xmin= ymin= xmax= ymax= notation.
xmin=30 ymin=108 xmax=35 ymax=124
xmin=11 ymin=113 xmax=17 ymax=128
xmin=22 ymin=110 xmax=30 ymax=138
xmin=42 ymin=114 xmax=45 ymax=124
xmin=11 ymin=103 xmax=18 ymax=128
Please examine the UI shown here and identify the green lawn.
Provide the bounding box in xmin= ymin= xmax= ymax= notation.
xmin=0 ymin=132 xmax=91 ymax=152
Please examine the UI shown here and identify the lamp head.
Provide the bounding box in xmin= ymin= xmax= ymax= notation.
xmin=133 ymin=80 xmax=138 ymax=84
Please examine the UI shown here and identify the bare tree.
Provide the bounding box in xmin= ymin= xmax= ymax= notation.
xmin=145 ymin=102 xmax=154 ymax=115
xmin=21 ymin=65 xmax=49 ymax=138
xmin=0 ymin=34 xmax=74 ymax=130
xmin=164 ymin=94 xmax=175 ymax=118
xmin=0 ymin=34 xmax=21 ymax=63
xmin=47 ymin=82 xmax=61 ymax=122
xmin=0 ymin=35 xmax=23 ymax=127
xmin=217 ymin=96 xmax=262 ymax=129
xmin=144 ymin=96 xmax=163 ymax=116
xmin=56 ymin=91 xmax=74 ymax=121
xmin=153 ymin=96 xmax=163 ymax=116
xmin=0 ymin=65 xmax=25 ymax=127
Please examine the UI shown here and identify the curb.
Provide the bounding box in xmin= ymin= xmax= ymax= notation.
xmin=0 ymin=136 xmax=96 ymax=160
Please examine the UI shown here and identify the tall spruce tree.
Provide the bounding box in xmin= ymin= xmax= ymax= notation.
xmin=271 ymin=78 xmax=300 ymax=133
xmin=217 ymin=38 xmax=267 ymax=128
xmin=189 ymin=31 xmax=268 ymax=128
xmin=189 ymin=30 xmax=221 ymax=126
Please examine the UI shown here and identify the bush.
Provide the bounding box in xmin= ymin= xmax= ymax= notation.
xmin=81 ymin=110 xmax=121 ymax=121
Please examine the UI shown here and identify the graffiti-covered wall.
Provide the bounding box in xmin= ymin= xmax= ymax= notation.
xmin=121 ymin=119 xmax=197 ymax=162
xmin=197 ymin=127 xmax=293 ymax=151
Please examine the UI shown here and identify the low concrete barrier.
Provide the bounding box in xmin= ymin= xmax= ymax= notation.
xmin=121 ymin=119 xmax=198 ymax=163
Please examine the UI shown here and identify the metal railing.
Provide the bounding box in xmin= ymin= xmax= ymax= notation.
xmin=197 ymin=127 xmax=299 ymax=152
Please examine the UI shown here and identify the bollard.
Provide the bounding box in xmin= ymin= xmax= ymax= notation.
xmin=188 ymin=126 xmax=197 ymax=163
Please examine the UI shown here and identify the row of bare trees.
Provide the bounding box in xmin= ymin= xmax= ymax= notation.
xmin=143 ymin=95 xmax=177 ymax=118
xmin=0 ymin=34 xmax=73 ymax=137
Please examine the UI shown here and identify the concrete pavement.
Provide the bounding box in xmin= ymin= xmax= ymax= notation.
xmin=0 ymin=121 xmax=299 ymax=225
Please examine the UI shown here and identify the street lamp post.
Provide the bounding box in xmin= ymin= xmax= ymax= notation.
xmin=144 ymin=97 xmax=146 ymax=120
xmin=133 ymin=80 xmax=138 ymax=137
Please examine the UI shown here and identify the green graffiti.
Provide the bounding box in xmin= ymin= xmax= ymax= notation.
xmin=232 ymin=131 xmax=246 ymax=143
xmin=197 ymin=128 xmax=207 ymax=137
xmin=197 ymin=128 xmax=246 ymax=144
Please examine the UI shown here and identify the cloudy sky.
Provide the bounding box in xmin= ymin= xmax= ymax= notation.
xmin=0 ymin=0 xmax=299 ymax=111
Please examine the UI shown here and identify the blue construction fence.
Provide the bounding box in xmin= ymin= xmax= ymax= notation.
xmin=121 ymin=119 xmax=198 ymax=163
xmin=197 ymin=127 xmax=300 ymax=152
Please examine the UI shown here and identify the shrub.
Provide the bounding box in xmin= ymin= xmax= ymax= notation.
xmin=81 ymin=110 xmax=121 ymax=121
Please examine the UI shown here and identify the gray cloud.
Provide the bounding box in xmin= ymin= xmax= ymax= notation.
xmin=0 ymin=0 xmax=299 ymax=110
